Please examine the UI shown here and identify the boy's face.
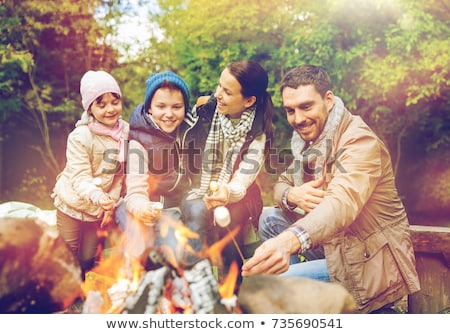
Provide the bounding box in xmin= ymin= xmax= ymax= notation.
xmin=282 ymin=84 xmax=334 ymax=143
xmin=90 ymin=93 xmax=122 ymax=127
xmin=149 ymin=87 xmax=185 ymax=134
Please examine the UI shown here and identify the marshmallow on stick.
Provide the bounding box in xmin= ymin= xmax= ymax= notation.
xmin=214 ymin=206 xmax=231 ymax=227
xmin=213 ymin=206 xmax=245 ymax=261
xmin=142 ymin=202 xmax=163 ymax=226
xmin=152 ymin=202 xmax=163 ymax=210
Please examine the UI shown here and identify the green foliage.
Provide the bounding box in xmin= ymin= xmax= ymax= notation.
xmin=152 ymin=0 xmax=449 ymax=157
xmin=1 ymin=167 xmax=53 ymax=209
xmin=0 ymin=0 xmax=129 ymax=199
xmin=156 ymin=0 xmax=294 ymax=97
xmin=149 ymin=0 xmax=450 ymax=206
xmin=359 ymin=1 xmax=450 ymax=107
xmin=2 ymin=0 xmax=449 ymax=209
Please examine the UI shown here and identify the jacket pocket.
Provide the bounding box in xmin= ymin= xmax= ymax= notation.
xmin=345 ymin=232 xmax=387 ymax=264
xmin=344 ymin=232 xmax=401 ymax=304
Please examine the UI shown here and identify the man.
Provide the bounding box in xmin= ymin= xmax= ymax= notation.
xmin=242 ymin=65 xmax=420 ymax=313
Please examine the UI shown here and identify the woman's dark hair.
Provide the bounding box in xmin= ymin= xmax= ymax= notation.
xmin=227 ymin=60 xmax=274 ymax=150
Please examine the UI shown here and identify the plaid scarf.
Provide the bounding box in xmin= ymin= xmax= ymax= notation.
xmin=291 ymin=96 xmax=345 ymax=186
xmin=186 ymin=105 xmax=256 ymax=199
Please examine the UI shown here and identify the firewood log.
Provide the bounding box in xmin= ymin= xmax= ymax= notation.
xmin=238 ymin=274 xmax=356 ymax=314
xmin=0 ymin=217 xmax=83 ymax=313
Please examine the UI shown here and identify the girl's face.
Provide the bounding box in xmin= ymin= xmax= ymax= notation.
xmin=90 ymin=92 xmax=122 ymax=127
xmin=213 ymin=68 xmax=256 ymax=119
xmin=148 ymin=87 xmax=185 ymax=134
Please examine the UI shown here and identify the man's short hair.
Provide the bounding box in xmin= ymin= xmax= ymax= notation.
xmin=280 ymin=65 xmax=332 ymax=97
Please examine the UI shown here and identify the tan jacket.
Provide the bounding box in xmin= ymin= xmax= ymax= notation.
xmin=52 ymin=122 xmax=129 ymax=221
xmin=275 ymin=109 xmax=420 ymax=313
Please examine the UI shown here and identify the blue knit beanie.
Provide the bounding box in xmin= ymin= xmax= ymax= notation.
xmin=143 ymin=71 xmax=190 ymax=114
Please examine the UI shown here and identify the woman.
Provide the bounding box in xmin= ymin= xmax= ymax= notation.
xmin=182 ymin=60 xmax=274 ymax=283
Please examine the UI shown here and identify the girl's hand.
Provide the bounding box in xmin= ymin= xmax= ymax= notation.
xmin=97 ymin=193 xmax=115 ymax=228
xmin=100 ymin=210 xmax=114 ymax=228
xmin=98 ymin=193 xmax=115 ymax=211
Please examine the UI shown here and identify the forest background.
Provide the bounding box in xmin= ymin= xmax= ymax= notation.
xmin=1 ymin=0 xmax=449 ymax=226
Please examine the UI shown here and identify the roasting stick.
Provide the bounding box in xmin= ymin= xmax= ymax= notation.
xmin=209 ymin=182 xmax=245 ymax=262
xmin=214 ymin=206 xmax=245 ymax=263
xmin=209 ymin=182 xmax=246 ymax=262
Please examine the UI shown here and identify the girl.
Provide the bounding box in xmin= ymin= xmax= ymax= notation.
xmin=52 ymin=70 xmax=129 ymax=276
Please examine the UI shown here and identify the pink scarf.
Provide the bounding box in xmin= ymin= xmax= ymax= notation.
xmin=88 ymin=119 xmax=126 ymax=163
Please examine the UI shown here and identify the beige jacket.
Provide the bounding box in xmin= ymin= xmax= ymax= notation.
xmin=275 ymin=108 xmax=420 ymax=313
xmin=52 ymin=122 xmax=129 ymax=221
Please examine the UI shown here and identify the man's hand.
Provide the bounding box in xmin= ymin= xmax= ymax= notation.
xmin=288 ymin=177 xmax=326 ymax=213
xmin=242 ymin=231 xmax=300 ymax=276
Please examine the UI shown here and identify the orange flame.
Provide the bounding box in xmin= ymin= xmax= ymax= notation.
xmin=206 ymin=225 xmax=240 ymax=269
xmin=218 ymin=260 xmax=238 ymax=299
xmin=83 ymin=211 xmax=242 ymax=313
xmin=82 ymin=249 xmax=143 ymax=313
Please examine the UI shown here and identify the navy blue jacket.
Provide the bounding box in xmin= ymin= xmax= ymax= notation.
xmin=128 ymin=103 xmax=195 ymax=207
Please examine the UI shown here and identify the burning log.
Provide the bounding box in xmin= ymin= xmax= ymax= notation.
xmin=237 ymin=275 xmax=357 ymax=314
xmin=123 ymin=266 xmax=169 ymax=314
xmin=82 ymin=245 xmax=231 ymax=314
xmin=183 ymin=258 xmax=228 ymax=314
xmin=1 ymin=215 xmax=357 ymax=314
xmin=0 ymin=217 xmax=83 ymax=313
xmin=117 ymin=250 xmax=228 ymax=314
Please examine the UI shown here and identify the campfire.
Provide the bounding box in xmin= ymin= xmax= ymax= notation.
xmin=0 ymin=214 xmax=357 ymax=314
xmin=81 ymin=209 xmax=240 ymax=314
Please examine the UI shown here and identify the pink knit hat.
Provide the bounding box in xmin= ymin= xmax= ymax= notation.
xmin=80 ymin=70 xmax=122 ymax=111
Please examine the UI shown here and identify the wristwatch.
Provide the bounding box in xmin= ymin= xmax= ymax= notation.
xmin=286 ymin=225 xmax=311 ymax=254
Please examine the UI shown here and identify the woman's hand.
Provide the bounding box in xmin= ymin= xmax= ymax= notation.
xmin=203 ymin=184 xmax=230 ymax=210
